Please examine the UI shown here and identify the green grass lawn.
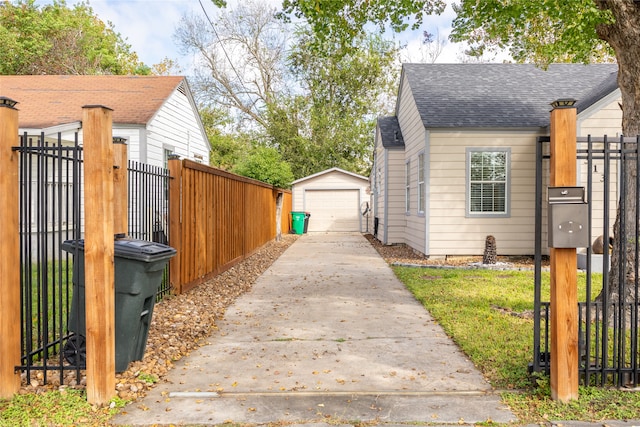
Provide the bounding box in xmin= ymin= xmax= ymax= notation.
xmin=393 ymin=265 xmax=640 ymax=423
xmin=0 ymin=389 xmax=124 ymax=427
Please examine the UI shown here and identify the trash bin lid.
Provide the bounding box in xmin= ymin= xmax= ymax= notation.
xmin=114 ymin=238 xmax=176 ymax=262
xmin=62 ymin=238 xmax=176 ymax=262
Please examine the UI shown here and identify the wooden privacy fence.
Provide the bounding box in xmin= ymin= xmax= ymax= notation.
xmin=168 ymin=158 xmax=292 ymax=294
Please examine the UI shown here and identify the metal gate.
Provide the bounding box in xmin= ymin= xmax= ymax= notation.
xmin=17 ymin=132 xmax=171 ymax=385
xmin=533 ymin=134 xmax=640 ymax=387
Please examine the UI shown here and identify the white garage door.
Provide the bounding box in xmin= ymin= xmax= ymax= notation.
xmin=305 ymin=189 xmax=360 ymax=232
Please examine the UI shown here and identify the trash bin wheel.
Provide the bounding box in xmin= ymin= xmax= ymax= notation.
xmin=63 ymin=334 xmax=86 ymax=368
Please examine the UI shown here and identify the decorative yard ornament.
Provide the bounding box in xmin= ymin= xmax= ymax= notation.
xmin=483 ymin=235 xmax=497 ymax=264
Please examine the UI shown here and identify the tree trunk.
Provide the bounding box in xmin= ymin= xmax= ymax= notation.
xmin=595 ymin=1 xmax=640 ymax=303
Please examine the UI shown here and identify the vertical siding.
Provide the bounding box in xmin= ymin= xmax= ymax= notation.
xmin=396 ymin=73 xmax=426 ymax=252
xmin=428 ymin=130 xmax=542 ymax=256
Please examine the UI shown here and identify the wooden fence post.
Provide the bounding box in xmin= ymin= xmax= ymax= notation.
xmin=549 ymin=98 xmax=579 ymax=402
xmin=113 ymin=137 xmax=128 ymax=237
xmin=275 ymin=190 xmax=283 ymax=242
xmin=0 ymin=97 xmax=21 ymax=398
xmin=82 ymin=105 xmax=116 ymax=405
xmin=168 ymin=155 xmax=183 ymax=294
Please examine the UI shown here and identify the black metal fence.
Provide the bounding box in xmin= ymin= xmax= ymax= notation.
xmin=533 ymin=135 xmax=640 ymax=387
xmin=18 ymin=132 xmax=82 ymax=385
xmin=128 ymin=161 xmax=171 ymax=299
xmin=16 ymin=132 xmax=171 ymax=384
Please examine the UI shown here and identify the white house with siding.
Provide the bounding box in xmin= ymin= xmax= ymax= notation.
xmin=372 ymin=63 xmax=621 ymax=257
xmin=292 ymin=168 xmax=370 ymax=233
xmin=2 ymin=75 xmax=210 ymax=167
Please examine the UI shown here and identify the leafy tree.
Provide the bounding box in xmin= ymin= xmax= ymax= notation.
xmin=449 ymin=0 xmax=638 ymax=304
xmin=271 ymin=31 xmax=397 ymax=179
xmin=450 ymin=1 xmax=614 ymax=64
xmin=199 ymin=106 xmax=251 ymax=170
xmin=152 ymin=58 xmax=183 ymax=76
xmin=0 ymin=0 xmax=147 ymax=75
xmin=176 ymin=0 xmax=290 ymax=129
xmin=232 ymin=146 xmax=295 ymax=188
xmin=191 ymin=1 xmax=398 ymax=180
xmin=278 ymin=0 xmax=445 ymax=52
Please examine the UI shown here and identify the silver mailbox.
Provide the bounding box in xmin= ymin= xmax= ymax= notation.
xmin=548 ymin=186 xmax=589 ymax=248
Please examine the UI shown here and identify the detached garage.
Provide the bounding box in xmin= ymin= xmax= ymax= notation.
xmin=292 ymin=168 xmax=370 ymax=233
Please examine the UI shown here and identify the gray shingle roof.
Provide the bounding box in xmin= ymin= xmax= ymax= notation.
xmin=377 ymin=116 xmax=404 ymax=148
xmin=402 ymin=63 xmax=618 ymax=128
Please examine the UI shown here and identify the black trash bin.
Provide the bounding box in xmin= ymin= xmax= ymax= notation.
xmin=303 ymin=212 xmax=311 ymax=233
xmin=61 ymin=238 xmax=176 ymax=372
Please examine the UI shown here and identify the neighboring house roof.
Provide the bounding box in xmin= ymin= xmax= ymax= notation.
xmin=0 ymin=75 xmax=187 ymax=129
xmin=292 ymin=167 xmax=368 ymax=185
xmin=401 ymin=63 xmax=618 ymax=128
xmin=377 ymin=116 xmax=404 ymax=148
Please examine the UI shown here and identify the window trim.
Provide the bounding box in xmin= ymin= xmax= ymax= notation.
xmin=405 ymin=160 xmax=411 ymax=214
xmin=465 ymin=147 xmax=511 ymax=218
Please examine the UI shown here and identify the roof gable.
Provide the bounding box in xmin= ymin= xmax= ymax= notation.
xmin=1 ymin=75 xmax=186 ymax=129
xmin=292 ymin=167 xmax=368 ymax=185
xmin=401 ymin=63 xmax=618 ymax=128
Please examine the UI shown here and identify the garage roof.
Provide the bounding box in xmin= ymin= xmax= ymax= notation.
xmin=292 ymin=167 xmax=368 ymax=185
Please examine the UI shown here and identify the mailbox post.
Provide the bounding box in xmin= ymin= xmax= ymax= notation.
xmin=548 ymin=98 xmax=582 ymax=402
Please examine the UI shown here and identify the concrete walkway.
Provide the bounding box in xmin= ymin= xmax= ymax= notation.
xmin=113 ymin=233 xmax=515 ymax=426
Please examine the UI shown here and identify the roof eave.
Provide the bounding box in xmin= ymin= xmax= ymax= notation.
xmin=19 ymin=121 xmax=82 ymax=136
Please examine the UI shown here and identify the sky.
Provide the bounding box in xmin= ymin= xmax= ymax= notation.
xmin=33 ymin=0 xmax=506 ymax=72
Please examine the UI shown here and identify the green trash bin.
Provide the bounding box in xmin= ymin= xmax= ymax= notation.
xmin=291 ymin=211 xmax=306 ymax=235
xmin=61 ymin=238 xmax=176 ymax=372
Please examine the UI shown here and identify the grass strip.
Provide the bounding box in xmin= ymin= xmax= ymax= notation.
xmin=393 ymin=266 xmax=640 ymax=423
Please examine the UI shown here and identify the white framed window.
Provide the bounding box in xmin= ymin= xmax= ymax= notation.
xmin=418 ymin=152 xmax=425 ymax=214
xmin=163 ymin=147 xmax=174 ymax=169
xmin=405 ymin=160 xmax=410 ymax=214
xmin=466 ymin=148 xmax=510 ymax=217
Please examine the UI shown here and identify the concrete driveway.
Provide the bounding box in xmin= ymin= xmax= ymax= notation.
xmin=113 ymin=233 xmax=515 ymax=425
